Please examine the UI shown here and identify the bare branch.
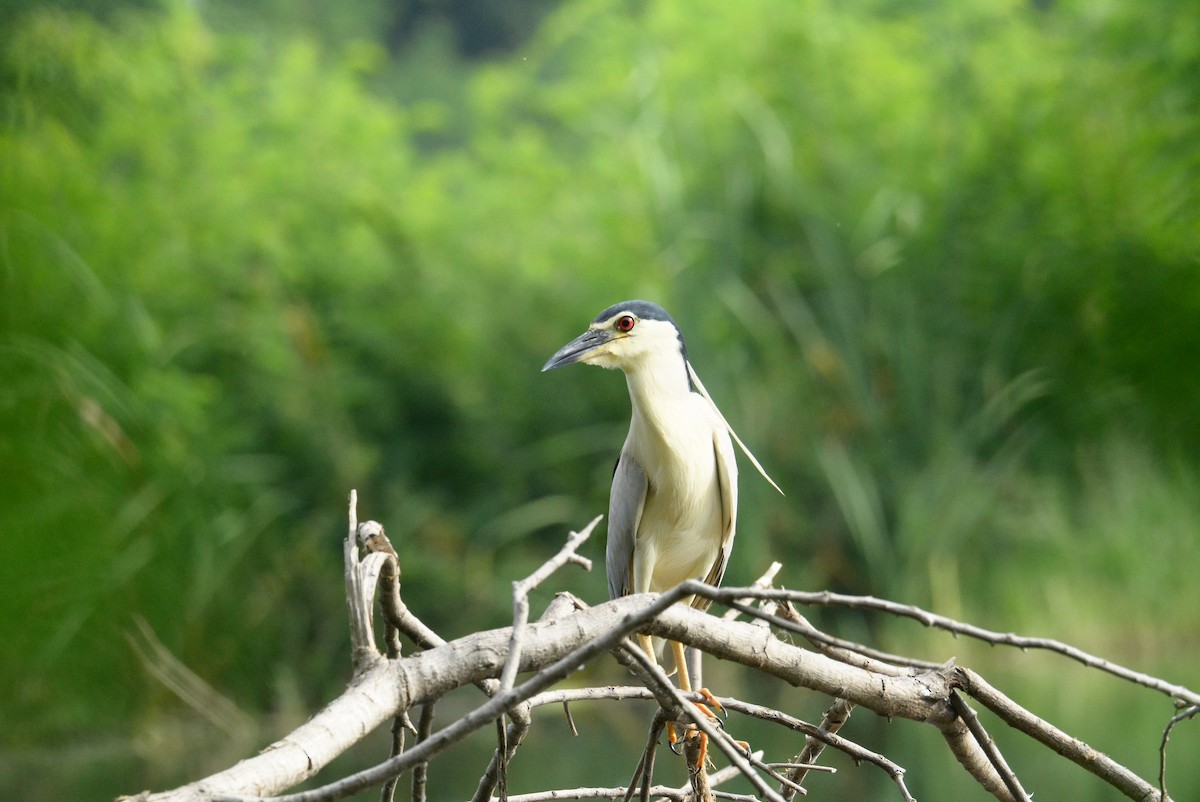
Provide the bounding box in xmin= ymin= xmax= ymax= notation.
xmin=411 ymin=702 xmax=435 ymax=802
xmin=771 ymin=600 xmax=939 ymax=672
xmin=379 ymin=715 xmax=403 ymax=802
xmin=466 ymin=523 xmax=598 ymax=802
xmin=961 ymin=668 xmax=1165 ymax=801
xmin=780 ymin=698 xmax=853 ymax=800
xmin=937 ymin=712 xmax=1017 ymax=802
xmin=516 ymin=684 xmax=889 ymax=790
xmin=1159 ymin=705 xmax=1199 ymax=801
xmin=616 ymin=639 xmax=784 ymax=802
xmin=134 ymin=581 xmax=1174 ymax=802
xmin=128 ymin=505 xmax=1191 ymax=802
xmin=471 ymin=702 xmax=532 ymax=802
xmin=764 ymin=763 xmax=835 ymax=774
xmin=768 ymin=589 xmax=1200 ymax=708
xmin=141 ymin=588 xmax=983 ymax=800
xmin=713 ymin=697 xmax=913 ymax=801
xmin=720 ymin=561 xmax=783 ymax=621
xmin=493 ymin=752 xmax=763 ymax=802
xmin=741 ymin=752 xmax=811 ymax=797
xmin=622 ymin=710 xmax=666 ymax=802
xmin=212 ymin=588 xmax=737 ymax=801
xmin=949 ymin=691 xmax=1030 ymax=802
xmin=610 ymin=640 xmax=688 ymax=717
xmin=499 ymin=517 xmax=598 ymax=692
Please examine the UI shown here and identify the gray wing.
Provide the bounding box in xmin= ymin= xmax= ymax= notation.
xmin=607 ymin=448 xmax=647 ymax=600
xmin=695 ymin=428 xmax=738 ymax=609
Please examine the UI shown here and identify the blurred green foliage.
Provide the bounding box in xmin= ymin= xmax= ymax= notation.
xmin=1 ymin=0 xmax=1197 ymax=799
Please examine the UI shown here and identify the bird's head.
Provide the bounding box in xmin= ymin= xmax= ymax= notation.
xmin=542 ymin=300 xmax=689 ymax=376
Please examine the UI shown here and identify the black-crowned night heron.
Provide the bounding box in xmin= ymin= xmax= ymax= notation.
xmin=543 ymin=300 xmax=781 ymax=757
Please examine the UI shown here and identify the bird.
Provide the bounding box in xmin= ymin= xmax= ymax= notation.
xmin=543 ymin=300 xmax=781 ymax=759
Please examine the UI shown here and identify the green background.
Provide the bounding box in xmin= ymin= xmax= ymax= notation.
xmin=1 ymin=0 xmax=1197 ymax=799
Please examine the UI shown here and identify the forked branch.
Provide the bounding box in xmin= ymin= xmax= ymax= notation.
xmin=122 ymin=496 xmax=1194 ymax=802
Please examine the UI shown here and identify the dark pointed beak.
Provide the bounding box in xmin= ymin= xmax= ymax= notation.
xmin=542 ymin=328 xmax=613 ymax=371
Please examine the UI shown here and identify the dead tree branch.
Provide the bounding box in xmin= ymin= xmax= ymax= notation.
xmin=121 ymin=496 xmax=1195 ymax=802
xmin=770 ymin=590 xmax=1200 ymax=709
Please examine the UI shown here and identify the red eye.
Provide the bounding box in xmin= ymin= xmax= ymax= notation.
xmin=616 ymin=315 xmax=636 ymax=332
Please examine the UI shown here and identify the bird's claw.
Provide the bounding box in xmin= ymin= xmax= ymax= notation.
xmin=694 ymin=705 xmax=725 ymax=730
xmin=666 ymin=721 xmax=683 ymax=755
xmin=693 ymin=688 xmax=728 ymax=724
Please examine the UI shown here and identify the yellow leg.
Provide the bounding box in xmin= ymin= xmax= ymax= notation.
xmin=636 ymin=634 xmax=656 ymax=664
xmin=637 ymin=638 xmax=746 ymax=763
xmin=672 ymin=641 xmax=693 ymax=692
xmin=668 ymin=642 xmax=749 ymax=765
xmin=632 ymin=636 xmax=684 ymax=750
xmin=671 ymin=641 xmax=723 ymax=715
xmin=671 ymin=641 xmax=718 ymax=767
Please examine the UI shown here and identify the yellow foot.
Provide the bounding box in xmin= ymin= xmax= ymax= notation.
xmin=693 ymin=687 xmax=726 ymax=719
xmin=667 ymin=690 xmax=745 ymax=758
xmin=682 ymin=727 xmax=749 ymax=770
xmin=667 ymin=690 xmax=721 ymax=754
xmin=681 ymin=726 xmax=750 ymax=764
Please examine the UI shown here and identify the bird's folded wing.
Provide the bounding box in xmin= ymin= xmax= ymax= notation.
xmin=696 ymin=429 xmax=739 ymax=609
xmin=607 ymin=451 xmax=647 ymax=600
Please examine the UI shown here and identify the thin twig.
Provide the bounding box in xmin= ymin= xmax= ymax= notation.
xmin=716 ymin=698 xmax=913 ymax=802
xmin=493 ymin=759 xmax=763 ymax=802
xmin=779 ymin=697 xmax=853 ymax=800
xmin=771 ymin=600 xmax=939 ymax=673
xmin=765 ymin=763 xmax=835 ymax=773
xmin=622 ymin=710 xmax=666 ymax=802
xmin=949 ymin=691 xmax=1030 ymax=802
xmin=518 ymin=684 xmax=883 ymax=779
xmin=765 ymin=588 xmax=1200 ymax=708
xmin=611 ymin=641 xmax=688 ymax=715
xmin=1159 ymin=704 xmax=1198 ymax=801
xmin=720 ymin=562 xmax=784 ymax=621
xmin=528 ymin=686 xmax=682 ymax=707
xmin=961 ymin=668 xmax=1163 ymax=801
xmin=471 ymin=704 xmax=533 ymax=802
xmin=617 ymin=642 xmax=786 ymax=802
xmin=496 ymin=718 xmax=508 ymax=802
xmin=499 ymin=517 xmax=598 ymax=693
xmin=742 ymin=752 xmax=810 ymax=796
xmin=485 ymin=553 xmax=595 ymax=802
xmin=380 ymin=714 xmax=404 ymax=802
xmin=411 ymin=702 xmax=436 ymax=802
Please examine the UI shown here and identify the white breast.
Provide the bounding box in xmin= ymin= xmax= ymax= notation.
xmin=626 ymin=394 xmax=726 ymax=592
